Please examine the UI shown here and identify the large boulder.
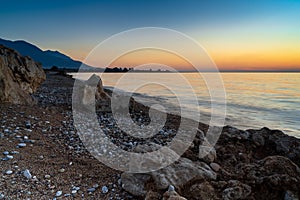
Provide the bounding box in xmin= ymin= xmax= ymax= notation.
xmin=0 ymin=45 xmax=45 ymax=104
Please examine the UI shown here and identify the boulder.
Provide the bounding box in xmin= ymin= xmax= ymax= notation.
xmin=0 ymin=45 xmax=45 ymax=104
xmin=151 ymin=158 xmax=216 ymax=191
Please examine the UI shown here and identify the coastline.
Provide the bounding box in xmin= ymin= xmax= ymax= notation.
xmin=0 ymin=72 xmax=299 ymax=199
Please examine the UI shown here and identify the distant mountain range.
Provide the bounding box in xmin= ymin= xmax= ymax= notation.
xmin=0 ymin=38 xmax=97 ymax=70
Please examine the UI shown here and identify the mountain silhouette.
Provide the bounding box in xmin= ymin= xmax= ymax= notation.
xmin=0 ymin=38 xmax=95 ymax=70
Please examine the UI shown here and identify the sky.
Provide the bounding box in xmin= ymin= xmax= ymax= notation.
xmin=0 ymin=0 xmax=300 ymax=71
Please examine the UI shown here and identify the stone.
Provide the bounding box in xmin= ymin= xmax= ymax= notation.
xmin=222 ymin=180 xmax=251 ymax=200
xmin=210 ymin=162 xmax=221 ymax=172
xmin=251 ymin=132 xmax=265 ymax=146
xmin=56 ymin=191 xmax=62 ymax=197
xmin=145 ymin=191 xmax=161 ymax=200
xmin=0 ymin=45 xmax=46 ymax=104
xmin=58 ymin=168 xmax=65 ymax=173
xmin=18 ymin=143 xmax=26 ymax=148
xmin=101 ymin=186 xmax=108 ymax=194
xmin=87 ymin=188 xmax=96 ymax=192
xmin=5 ymin=170 xmax=13 ymax=175
xmin=23 ymin=169 xmax=32 ymax=179
xmin=3 ymin=151 xmax=9 ymax=155
xmin=189 ymin=181 xmax=216 ymax=200
xmin=151 ymin=158 xmax=216 ymax=190
xmin=121 ymin=173 xmax=151 ymax=196
xmin=163 ymin=190 xmax=187 ymax=200
xmin=45 ymin=175 xmax=51 ymax=179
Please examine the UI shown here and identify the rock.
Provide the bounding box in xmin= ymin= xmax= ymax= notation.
xmin=235 ymin=156 xmax=300 ymax=199
xmin=151 ymin=158 xmax=216 ymax=191
xmin=284 ymin=190 xmax=299 ymax=200
xmin=79 ymin=74 xmax=110 ymax=111
xmin=0 ymin=193 xmax=4 ymax=199
xmin=6 ymin=155 xmax=13 ymax=160
xmin=25 ymin=121 xmax=31 ymax=129
xmin=188 ymin=181 xmax=216 ymax=200
xmin=163 ymin=190 xmax=187 ymax=200
xmin=101 ymin=186 xmax=108 ymax=194
xmin=145 ymin=191 xmax=161 ymax=200
xmin=121 ymin=173 xmax=151 ymax=196
xmin=0 ymin=45 xmax=46 ymax=104
xmin=87 ymin=188 xmax=96 ymax=192
xmin=5 ymin=170 xmax=13 ymax=175
xmin=222 ymin=180 xmax=251 ymax=200
xmin=56 ymin=191 xmax=62 ymax=197
xmin=58 ymin=168 xmax=65 ymax=173
xmin=210 ymin=162 xmax=221 ymax=172
xmin=168 ymin=185 xmax=175 ymax=192
xmin=251 ymin=132 xmax=265 ymax=146
xmin=3 ymin=151 xmax=9 ymax=155
xmin=18 ymin=143 xmax=26 ymax=148
xmin=44 ymin=175 xmax=51 ymax=179
xmin=23 ymin=169 xmax=32 ymax=179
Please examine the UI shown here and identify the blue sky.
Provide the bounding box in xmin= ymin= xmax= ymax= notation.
xmin=1 ymin=0 xmax=300 ymax=70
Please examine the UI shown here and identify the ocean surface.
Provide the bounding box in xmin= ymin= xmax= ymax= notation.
xmin=71 ymin=72 xmax=300 ymax=138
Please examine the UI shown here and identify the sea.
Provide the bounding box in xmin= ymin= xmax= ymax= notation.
xmin=70 ymin=72 xmax=300 ymax=138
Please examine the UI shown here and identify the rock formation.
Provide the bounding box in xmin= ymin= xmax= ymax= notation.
xmin=0 ymin=45 xmax=45 ymax=104
xmin=120 ymin=126 xmax=300 ymax=199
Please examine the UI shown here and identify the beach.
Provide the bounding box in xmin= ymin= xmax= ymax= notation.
xmin=0 ymin=72 xmax=299 ymax=199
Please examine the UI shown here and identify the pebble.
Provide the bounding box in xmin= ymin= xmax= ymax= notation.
xmin=6 ymin=155 xmax=13 ymax=160
xmin=25 ymin=121 xmax=31 ymax=129
xmin=71 ymin=190 xmax=77 ymax=194
xmin=23 ymin=169 xmax=32 ymax=179
xmin=0 ymin=193 xmax=4 ymax=199
xmin=56 ymin=191 xmax=62 ymax=197
xmin=3 ymin=151 xmax=9 ymax=155
xmin=59 ymin=168 xmax=65 ymax=173
xmin=102 ymin=186 xmax=109 ymax=194
xmin=45 ymin=175 xmax=51 ymax=179
xmin=168 ymin=185 xmax=175 ymax=192
xmin=18 ymin=143 xmax=26 ymax=148
xmin=87 ymin=188 xmax=96 ymax=192
xmin=210 ymin=162 xmax=221 ymax=172
xmin=5 ymin=170 xmax=13 ymax=175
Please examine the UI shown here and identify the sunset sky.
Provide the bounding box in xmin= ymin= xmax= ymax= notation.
xmin=0 ymin=0 xmax=300 ymax=71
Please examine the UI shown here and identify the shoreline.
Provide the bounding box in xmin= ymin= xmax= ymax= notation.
xmin=0 ymin=72 xmax=299 ymax=199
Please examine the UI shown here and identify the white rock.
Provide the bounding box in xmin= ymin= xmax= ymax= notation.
xmin=5 ymin=170 xmax=13 ymax=175
xmin=102 ymin=186 xmax=108 ymax=194
xmin=18 ymin=143 xmax=26 ymax=148
xmin=56 ymin=191 xmax=62 ymax=197
xmin=23 ymin=169 xmax=32 ymax=179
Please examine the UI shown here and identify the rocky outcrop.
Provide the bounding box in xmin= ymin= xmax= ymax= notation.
xmin=0 ymin=45 xmax=45 ymax=104
xmin=120 ymin=125 xmax=300 ymax=199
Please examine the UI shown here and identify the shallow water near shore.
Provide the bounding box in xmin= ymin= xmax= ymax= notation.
xmin=70 ymin=72 xmax=300 ymax=138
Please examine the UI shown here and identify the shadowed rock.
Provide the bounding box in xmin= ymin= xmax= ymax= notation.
xmin=0 ymin=45 xmax=45 ymax=104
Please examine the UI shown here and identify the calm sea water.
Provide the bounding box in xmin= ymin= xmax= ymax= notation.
xmin=71 ymin=72 xmax=300 ymax=138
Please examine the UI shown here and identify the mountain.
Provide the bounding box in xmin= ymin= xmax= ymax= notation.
xmin=0 ymin=38 xmax=96 ymax=70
